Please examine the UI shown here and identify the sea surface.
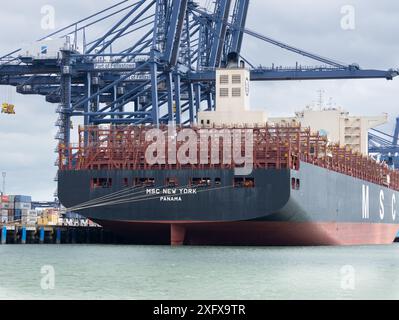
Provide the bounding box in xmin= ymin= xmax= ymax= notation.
xmin=1 ymin=244 xmax=399 ymax=300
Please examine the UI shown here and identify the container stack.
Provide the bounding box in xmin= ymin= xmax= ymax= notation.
xmin=1 ymin=195 xmax=9 ymax=224
xmin=38 ymin=208 xmax=60 ymax=226
xmin=21 ymin=210 xmax=38 ymax=226
xmin=8 ymin=195 xmax=14 ymax=222
xmin=13 ymin=195 xmax=32 ymax=222
xmin=1 ymin=195 xmax=65 ymax=226
xmin=47 ymin=209 xmax=60 ymax=226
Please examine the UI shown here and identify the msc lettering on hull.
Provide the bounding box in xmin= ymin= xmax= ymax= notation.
xmin=362 ymin=184 xmax=398 ymax=222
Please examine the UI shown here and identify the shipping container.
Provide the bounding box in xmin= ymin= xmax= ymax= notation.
xmin=37 ymin=217 xmax=48 ymax=226
xmin=13 ymin=195 xmax=32 ymax=203
xmin=22 ymin=216 xmax=38 ymax=225
xmin=41 ymin=209 xmax=60 ymax=221
xmin=0 ymin=203 xmax=10 ymax=209
xmin=28 ymin=210 xmax=38 ymax=217
xmin=14 ymin=202 xmax=32 ymax=210
xmin=47 ymin=213 xmax=59 ymax=225
xmin=22 ymin=210 xmax=37 ymax=218
xmin=1 ymin=211 xmax=8 ymax=223
xmin=14 ymin=209 xmax=22 ymax=220
xmin=1 ymin=195 xmax=9 ymax=202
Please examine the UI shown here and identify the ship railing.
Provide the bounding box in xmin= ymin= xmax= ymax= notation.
xmin=58 ymin=125 xmax=399 ymax=192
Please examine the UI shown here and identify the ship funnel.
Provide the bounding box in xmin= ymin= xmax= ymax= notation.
xmin=226 ymin=52 xmax=239 ymax=69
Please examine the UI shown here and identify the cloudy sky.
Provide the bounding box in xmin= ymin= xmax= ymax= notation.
xmin=0 ymin=0 xmax=398 ymax=200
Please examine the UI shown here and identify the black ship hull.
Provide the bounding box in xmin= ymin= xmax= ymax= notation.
xmin=58 ymin=161 xmax=399 ymax=245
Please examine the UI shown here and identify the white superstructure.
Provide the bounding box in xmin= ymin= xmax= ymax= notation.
xmin=270 ymin=108 xmax=387 ymax=156
xmin=197 ymin=63 xmax=386 ymax=156
xmin=197 ymin=66 xmax=267 ymax=127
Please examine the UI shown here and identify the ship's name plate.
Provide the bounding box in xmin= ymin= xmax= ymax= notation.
xmin=146 ymin=188 xmax=197 ymax=202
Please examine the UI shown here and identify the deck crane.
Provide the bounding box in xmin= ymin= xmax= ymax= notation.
xmin=0 ymin=0 xmax=397 ymax=166
xmin=369 ymin=117 xmax=399 ymax=168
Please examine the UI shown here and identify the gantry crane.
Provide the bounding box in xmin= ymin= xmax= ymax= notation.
xmin=0 ymin=0 xmax=397 ymax=164
xmin=369 ymin=117 xmax=399 ymax=168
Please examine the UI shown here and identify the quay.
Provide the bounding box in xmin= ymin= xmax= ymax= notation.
xmin=0 ymin=224 xmax=121 ymax=245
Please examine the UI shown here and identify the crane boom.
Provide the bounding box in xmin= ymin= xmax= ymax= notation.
xmin=0 ymin=0 xmax=397 ymax=156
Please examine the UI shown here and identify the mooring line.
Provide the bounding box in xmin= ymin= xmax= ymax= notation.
xmin=69 ymin=185 xmax=233 ymax=211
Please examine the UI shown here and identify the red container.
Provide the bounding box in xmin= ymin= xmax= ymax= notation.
xmin=1 ymin=195 xmax=9 ymax=203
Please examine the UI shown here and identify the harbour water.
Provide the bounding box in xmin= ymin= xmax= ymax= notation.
xmin=1 ymin=244 xmax=399 ymax=300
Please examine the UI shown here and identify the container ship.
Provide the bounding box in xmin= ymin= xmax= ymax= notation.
xmin=58 ymin=64 xmax=399 ymax=246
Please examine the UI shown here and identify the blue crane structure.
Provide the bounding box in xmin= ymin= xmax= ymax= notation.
xmin=369 ymin=117 xmax=399 ymax=168
xmin=0 ymin=0 xmax=398 ymax=166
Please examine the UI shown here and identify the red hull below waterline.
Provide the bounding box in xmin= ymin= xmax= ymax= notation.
xmin=93 ymin=219 xmax=399 ymax=246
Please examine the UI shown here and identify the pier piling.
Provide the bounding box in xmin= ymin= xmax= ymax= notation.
xmin=1 ymin=226 xmax=6 ymax=244
xmin=21 ymin=227 xmax=26 ymax=244
xmin=71 ymin=228 xmax=76 ymax=244
xmin=13 ymin=228 xmax=17 ymax=244
xmin=56 ymin=228 xmax=61 ymax=244
xmin=0 ymin=224 xmax=115 ymax=244
xmin=39 ymin=227 xmax=45 ymax=244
